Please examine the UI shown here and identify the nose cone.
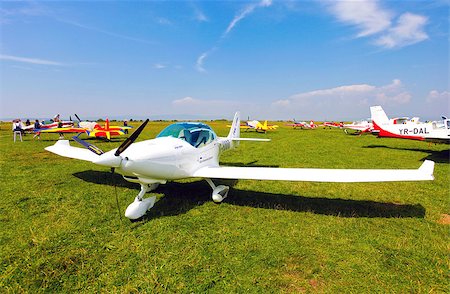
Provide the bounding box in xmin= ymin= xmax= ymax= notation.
xmin=93 ymin=151 xmax=122 ymax=167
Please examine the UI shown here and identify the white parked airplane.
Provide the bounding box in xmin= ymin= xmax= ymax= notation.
xmin=371 ymin=106 xmax=450 ymax=144
xmin=342 ymin=120 xmax=373 ymax=134
xmin=45 ymin=112 xmax=435 ymax=220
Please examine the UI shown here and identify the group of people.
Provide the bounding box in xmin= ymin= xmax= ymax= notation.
xmin=12 ymin=119 xmax=43 ymax=142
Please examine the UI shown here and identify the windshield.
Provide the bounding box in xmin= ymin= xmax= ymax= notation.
xmin=156 ymin=123 xmax=216 ymax=148
xmin=447 ymin=120 xmax=450 ymax=129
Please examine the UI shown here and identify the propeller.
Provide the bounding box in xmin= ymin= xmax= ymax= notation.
xmin=75 ymin=114 xmax=82 ymax=122
xmin=114 ymin=119 xmax=149 ymax=156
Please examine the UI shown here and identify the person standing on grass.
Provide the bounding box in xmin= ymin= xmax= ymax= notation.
xmin=123 ymin=120 xmax=129 ymax=134
xmin=33 ymin=119 xmax=41 ymax=139
xmin=57 ymin=121 xmax=64 ymax=139
xmin=12 ymin=119 xmax=23 ymax=142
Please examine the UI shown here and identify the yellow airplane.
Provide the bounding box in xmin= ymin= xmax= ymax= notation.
xmin=228 ymin=120 xmax=278 ymax=133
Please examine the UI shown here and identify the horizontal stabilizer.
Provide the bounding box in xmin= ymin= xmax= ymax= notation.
xmin=193 ymin=160 xmax=434 ymax=182
xmin=72 ymin=136 xmax=104 ymax=155
xmin=45 ymin=140 xmax=100 ymax=162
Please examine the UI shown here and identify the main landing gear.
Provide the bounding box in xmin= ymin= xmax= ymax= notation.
xmin=205 ymin=178 xmax=229 ymax=203
xmin=124 ymin=183 xmax=159 ymax=220
xmin=123 ymin=179 xmax=230 ymax=220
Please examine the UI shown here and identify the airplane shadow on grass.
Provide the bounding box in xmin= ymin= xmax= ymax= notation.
xmin=74 ymin=170 xmax=425 ymax=223
xmin=364 ymin=144 xmax=449 ymax=164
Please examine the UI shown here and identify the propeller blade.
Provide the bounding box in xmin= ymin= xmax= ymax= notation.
xmin=75 ymin=114 xmax=82 ymax=122
xmin=115 ymin=119 xmax=149 ymax=156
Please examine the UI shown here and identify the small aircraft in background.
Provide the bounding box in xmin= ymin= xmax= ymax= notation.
xmin=322 ymin=121 xmax=343 ymax=129
xmin=286 ymin=120 xmax=317 ymax=129
xmin=84 ymin=119 xmax=131 ymax=140
xmin=45 ymin=112 xmax=435 ymax=220
xmin=370 ymin=105 xmax=450 ymax=144
xmin=229 ymin=119 xmax=278 ymax=133
xmin=342 ymin=120 xmax=373 ymax=135
xmin=36 ymin=114 xmax=132 ymax=140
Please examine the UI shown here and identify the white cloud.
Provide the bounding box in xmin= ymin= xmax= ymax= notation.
xmin=272 ymin=79 xmax=411 ymax=119
xmin=153 ymin=63 xmax=166 ymax=69
xmin=289 ymin=84 xmax=376 ymax=100
xmin=56 ymin=18 xmax=156 ymax=45
xmin=375 ymin=13 xmax=428 ymax=48
xmin=273 ymin=99 xmax=291 ymax=107
xmin=196 ymin=0 xmax=272 ymax=72
xmin=0 ymin=4 xmax=48 ymax=23
xmin=325 ymin=1 xmax=428 ymax=49
xmin=327 ymin=0 xmax=392 ymax=37
xmin=192 ymin=4 xmax=208 ymax=22
xmin=223 ymin=0 xmax=272 ymax=38
xmin=426 ymin=90 xmax=450 ymax=103
xmin=195 ymin=51 xmax=209 ymax=73
xmin=156 ymin=17 xmax=171 ymax=25
xmin=171 ymin=96 xmax=256 ymax=117
xmin=172 ymin=96 xmax=199 ymax=106
xmin=0 ymin=54 xmax=65 ymax=66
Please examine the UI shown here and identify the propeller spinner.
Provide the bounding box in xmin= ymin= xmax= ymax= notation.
xmin=94 ymin=119 xmax=149 ymax=168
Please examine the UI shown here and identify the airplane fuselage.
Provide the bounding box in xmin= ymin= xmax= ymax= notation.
xmin=102 ymin=136 xmax=231 ymax=184
xmin=374 ymin=120 xmax=450 ymax=143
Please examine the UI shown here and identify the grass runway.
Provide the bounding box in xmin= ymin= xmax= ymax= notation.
xmin=0 ymin=121 xmax=448 ymax=292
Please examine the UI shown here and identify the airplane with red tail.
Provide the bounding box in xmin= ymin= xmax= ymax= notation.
xmin=370 ymin=106 xmax=450 ymax=144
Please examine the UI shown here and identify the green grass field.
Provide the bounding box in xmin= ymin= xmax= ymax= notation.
xmin=1 ymin=121 xmax=448 ymax=292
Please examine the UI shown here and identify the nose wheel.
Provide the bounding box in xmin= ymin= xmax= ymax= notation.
xmin=124 ymin=183 xmax=160 ymax=220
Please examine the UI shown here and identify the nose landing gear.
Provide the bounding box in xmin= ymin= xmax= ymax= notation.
xmin=124 ymin=183 xmax=160 ymax=220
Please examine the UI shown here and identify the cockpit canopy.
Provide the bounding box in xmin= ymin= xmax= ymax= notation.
xmin=156 ymin=122 xmax=217 ymax=148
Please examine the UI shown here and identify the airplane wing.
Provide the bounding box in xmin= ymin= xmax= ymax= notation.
xmin=36 ymin=127 xmax=86 ymax=134
xmin=192 ymin=161 xmax=434 ymax=182
xmin=45 ymin=140 xmax=100 ymax=162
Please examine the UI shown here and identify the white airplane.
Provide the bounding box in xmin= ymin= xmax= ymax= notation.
xmin=45 ymin=112 xmax=435 ymax=220
xmin=371 ymin=106 xmax=450 ymax=144
xmin=342 ymin=120 xmax=373 ymax=135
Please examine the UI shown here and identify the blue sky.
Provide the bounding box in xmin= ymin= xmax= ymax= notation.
xmin=0 ymin=0 xmax=448 ymax=121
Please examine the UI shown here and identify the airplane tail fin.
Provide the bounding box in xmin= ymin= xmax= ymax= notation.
xmin=263 ymin=120 xmax=268 ymax=129
xmin=227 ymin=112 xmax=241 ymax=148
xmin=370 ymin=106 xmax=389 ymax=125
xmin=228 ymin=112 xmax=240 ymax=139
xmin=370 ymin=106 xmax=390 ymax=132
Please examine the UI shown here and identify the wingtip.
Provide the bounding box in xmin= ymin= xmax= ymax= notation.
xmin=418 ymin=160 xmax=435 ymax=180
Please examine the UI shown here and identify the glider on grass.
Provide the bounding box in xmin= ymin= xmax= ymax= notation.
xmin=45 ymin=112 xmax=435 ymax=220
xmin=371 ymin=106 xmax=450 ymax=144
xmin=230 ymin=119 xmax=278 ymax=133
xmin=21 ymin=118 xmax=75 ymax=132
xmin=322 ymin=121 xmax=343 ymax=129
xmin=286 ymin=120 xmax=317 ymax=129
xmin=341 ymin=120 xmax=373 ymax=135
